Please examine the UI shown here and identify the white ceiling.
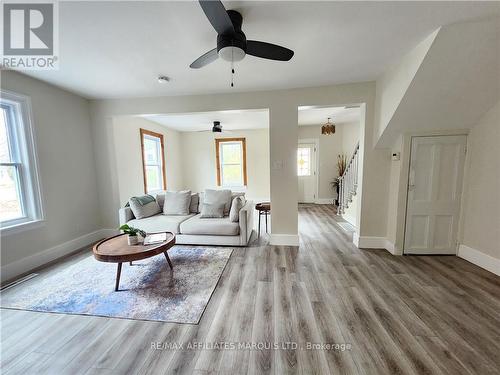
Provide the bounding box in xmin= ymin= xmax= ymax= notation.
xmin=143 ymin=105 xmax=358 ymax=131
xmin=298 ymin=106 xmax=360 ymax=126
xmin=143 ymin=109 xmax=269 ymax=132
xmin=17 ymin=1 xmax=500 ymax=99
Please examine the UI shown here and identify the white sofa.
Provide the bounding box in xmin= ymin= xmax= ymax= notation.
xmin=118 ymin=192 xmax=254 ymax=246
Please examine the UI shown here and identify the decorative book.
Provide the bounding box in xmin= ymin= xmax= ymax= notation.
xmin=143 ymin=233 xmax=167 ymax=245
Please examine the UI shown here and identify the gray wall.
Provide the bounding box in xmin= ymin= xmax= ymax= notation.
xmin=1 ymin=71 xmax=101 ymax=280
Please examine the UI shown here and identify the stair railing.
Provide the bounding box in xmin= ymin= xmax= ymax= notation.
xmin=338 ymin=142 xmax=360 ymax=215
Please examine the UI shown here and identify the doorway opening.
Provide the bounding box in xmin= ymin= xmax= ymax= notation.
xmin=296 ymin=105 xmax=362 ymax=231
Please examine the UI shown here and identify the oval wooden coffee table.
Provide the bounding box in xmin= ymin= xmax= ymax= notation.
xmin=93 ymin=232 xmax=176 ymax=291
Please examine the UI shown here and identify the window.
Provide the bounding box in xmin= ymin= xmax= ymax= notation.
xmin=215 ymin=138 xmax=247 ymax=188
xmin=0 ymin=90 xmax=43 ymax=231
xmin=140 ymin=129 xmax=166 ymax=194
xmin=297 ymin=147 xmax=311 ymax=176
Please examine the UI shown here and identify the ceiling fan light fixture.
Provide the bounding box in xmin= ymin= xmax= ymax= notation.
xmin=218 ymin=46 xmax=245 ymax=62
xmin=212 ymin=121 xmax=223 ymax=132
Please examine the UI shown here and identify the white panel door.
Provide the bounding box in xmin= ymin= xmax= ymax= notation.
xmin=404 ymin=135 xmax=467 ymax=254
xmin=297 ymin=142 xmax=317 ymax=203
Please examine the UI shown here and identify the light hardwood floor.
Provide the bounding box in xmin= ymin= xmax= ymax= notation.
xmin=1 ymin=204 xmax=500 ymax=374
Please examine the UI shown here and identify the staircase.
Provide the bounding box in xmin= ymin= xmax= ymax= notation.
xmin=337 ymin=142 xmax=360 ymax=215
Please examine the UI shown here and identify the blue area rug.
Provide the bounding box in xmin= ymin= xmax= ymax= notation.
xmin=1 ymin=247 xmax=233 ymax=324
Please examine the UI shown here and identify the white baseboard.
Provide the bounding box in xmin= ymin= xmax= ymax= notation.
xmin=1 ymin=228 xmax=118 ymax=283
xmin=384 ymin=239 xmax=398 ymax=255
xmin=458 ymin=244 xmax=500 ymax=276
xmin=353 ymin=235 xmax=397 ymax=255
xmin=353 ymin=232 xmax=360 ymax=247
xmin=314 ymin=198 xmax=334 ymax=205
xmin=270 ymin=234 xmax=299 ymax=246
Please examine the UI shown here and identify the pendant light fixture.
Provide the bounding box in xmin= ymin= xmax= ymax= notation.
xmin=321 ymin=117 xmax=335 ymax=135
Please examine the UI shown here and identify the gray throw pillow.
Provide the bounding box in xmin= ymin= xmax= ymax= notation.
xmin=190 ymin=193 xmax=200 ymax=213
xmin=164 ymin=190 xmax=191 ymax=215
xmin=155 ymin=192 xmax=166 ymax=210
xmin=129 ymin=196 xmax=161 ymax=219
xmin=200 ymin=202 xmax=225 ymax=218
xmin=229 ymin=196 xmax=245 ymax=222
xmin=204 ymin=189 xmax=232 ymax=215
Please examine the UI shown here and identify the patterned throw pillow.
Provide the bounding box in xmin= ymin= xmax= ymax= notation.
xmin=129 ymin=196 xmax=161 ymax=219
xmin=200 ymin=203 xmax=225 ymax=218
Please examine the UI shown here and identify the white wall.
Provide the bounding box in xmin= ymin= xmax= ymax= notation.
xmin=373 ymin=30 xmax=438 ymax=144
xmin=298 ymin=122 xmax=359 ymax=201
xmin=1 ymin=71 xmax=101 ymax=281
xmin=376 ymin=19 xmax=500 ymax=148
xmin=385 ymin=136 xmax=404 ymax=248
xmin=112 ymin=116 xmax=184 ymax=205
xmin=181 ymin=129 xmax=270 ymax=201
xmin=460 ymin=101 xmax=500 ymax=263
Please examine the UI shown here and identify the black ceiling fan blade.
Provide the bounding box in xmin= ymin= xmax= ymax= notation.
xmin=190 ymin=48 xmax=218 ymax=69
xmin=198 ymin=0 xmax=235 ymax=36
xmin=246 ymin=40 xmax=294 ymax=61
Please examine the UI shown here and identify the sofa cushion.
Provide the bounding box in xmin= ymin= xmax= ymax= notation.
xmin=128 ymin=196 xmax=161 ymax=219
xmin=127 ymin=214 xmax=195 ymax=234
xmin=180 ymin=214 xmax=240 ymax=236
xmin=157 ymin=192 xmax=199 ymax=213
xmin=164 ymin=190 xmax=191 ymax=215
xmin=203 ymin=189 xmax=232 ymax=215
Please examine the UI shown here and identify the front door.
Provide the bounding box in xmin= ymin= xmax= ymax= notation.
xmin=404 ymin=135 xmax=467 ymax=254
xmin=297 ymin=142 xmax=317 ymax=203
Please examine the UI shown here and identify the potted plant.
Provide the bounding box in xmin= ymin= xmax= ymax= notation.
xmin=119 ymin=224 xmax=146 ymax=245
xmin=331 ymin=154 xmax=347 ymax=206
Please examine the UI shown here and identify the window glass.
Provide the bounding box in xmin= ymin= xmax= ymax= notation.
xmin=141 ymin=130 xmax=165 ymax=193
xmin=297 ymin=147 xmax=311 ymax=176
xmin=0 ymin=92 xmax=43 ymax=230
xmin=217 ymin=139 xmax=246 ymax=187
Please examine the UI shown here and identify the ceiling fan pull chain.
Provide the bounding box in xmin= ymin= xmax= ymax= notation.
xmin=231 ymin=46 xmax=235 ymax=87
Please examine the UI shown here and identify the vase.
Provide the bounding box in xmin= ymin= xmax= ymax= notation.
xmin=127 ymin=235 xmax=138 ymax=246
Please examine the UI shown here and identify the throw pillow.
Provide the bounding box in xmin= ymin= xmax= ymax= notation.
xmin=204 ymin=189 xmax=232 ymax=215
xmin=229 ymin=196 xmax=245 ymax=222
xmin=200 ymin=202 xmax=225 ymax=218
xmin=164 ymin=190 xmax=191 ymax=215
xmin=129 ymin=195 xmax=161 ymax=219
xmin=190 ymin=193 xmax=200 ymax=213
xmin=155 ymin=192 xmax=166 ymax=210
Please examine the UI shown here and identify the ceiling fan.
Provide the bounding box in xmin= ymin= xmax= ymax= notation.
xmin=190 ymin=0 xmax=294 ymax=70
xmin=196 ymin=121 xmax=233 ymax=133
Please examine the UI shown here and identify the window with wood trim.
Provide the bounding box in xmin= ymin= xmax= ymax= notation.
xmin=140 ymin=129 xmax=166 ymax=193
xmin=215 ymin=138 xmax=247 ymax=188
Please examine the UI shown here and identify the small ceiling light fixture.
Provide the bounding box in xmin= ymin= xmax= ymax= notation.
xmin=321 ymin=117 xmax=336 ymax=135
xmin=157 ymin=75 xmax=170 ymax=83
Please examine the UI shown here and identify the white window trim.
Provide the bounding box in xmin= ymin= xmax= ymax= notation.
xmin=0 ymin=89 xmax=44 ymax=234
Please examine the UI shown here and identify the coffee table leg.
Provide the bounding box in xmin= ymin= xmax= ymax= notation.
xmin=115 ymin=262 xmax=122 ymax=291
xmin=164 ymin=252 xmax=173 ymax=270
xmin=258 ymin=212 xmax=261 ymax=238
